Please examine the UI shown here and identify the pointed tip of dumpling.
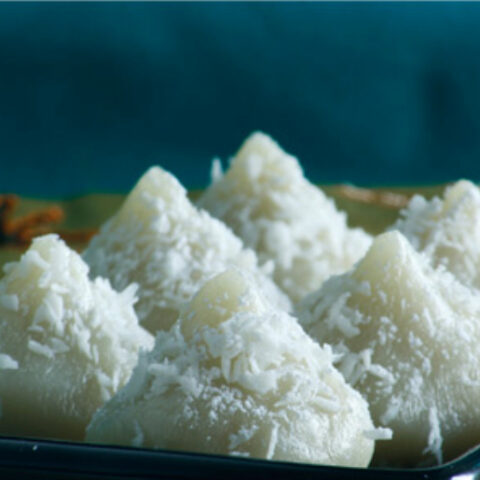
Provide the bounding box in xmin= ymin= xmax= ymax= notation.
xmin=442 ymin=179 xmax=480 ymax=212
xmin=129 ymin=166 xmax=187 ymax=205
xmin=4 ymin=233 xmax=90 ymax=288
xmin=236 ymin=131 xmax=283 ymax=159
xmin=231 ymin=131 xmax=303 ymax=183
xmin=30 ymin=233 xmax=68 ymax=256
xmin=182 ymin=269 xmax=266 ymax=339
xmin=106 ymin=165 xmax=193 ymax=234
xmin=354 ymin=231 xmax=417 ymax=278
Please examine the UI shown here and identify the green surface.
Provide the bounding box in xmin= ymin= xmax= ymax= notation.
xmin=0 ymin=185 xmax=445 ymax=269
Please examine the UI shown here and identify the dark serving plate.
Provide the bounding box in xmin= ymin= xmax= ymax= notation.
xmin=0 ymin=436 xmax=479 ymax=480
xmin=0 ymin=184 xmax=476 ymax=479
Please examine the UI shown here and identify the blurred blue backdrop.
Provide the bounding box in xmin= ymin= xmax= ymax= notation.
xmin=1 ymin=2 xmax=480 ymax=196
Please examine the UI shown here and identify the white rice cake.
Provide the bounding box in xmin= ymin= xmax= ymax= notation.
xmin=83 ymin=166 xmax=290 ymax=333
xmin=86 ymin=269 xmax=377 ymax=467
xmin=198 ymin=132 xmax=372 ymax=303
xmin=0 ymin=235 xmax=153 ymax=441
xmin=298 ymin=231 xmax=480 ymax=466
xmin=394 ymin=180 xmax=480 ymax=290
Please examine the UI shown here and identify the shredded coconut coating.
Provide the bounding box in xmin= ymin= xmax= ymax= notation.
xmin=0 ymin=235 xmax=153 ymax=441
xmin=86 ymin=269 xmax=375 ymax=468
xmin=298 ymin=231 xmax=480 ymax=467
xmin=197 ymin=132 xmax=372 ymax=303
xmin=83 ymin=166 xmax=290 ymax=333
xmin=393 ymin=180 xmax=480 ymax=290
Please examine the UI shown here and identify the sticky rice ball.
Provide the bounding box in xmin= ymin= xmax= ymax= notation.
xmin=83 ymin=166 xmax=290 ymax=334
xmin=0 ymin=234 xmax=153 ymax=441
xmin=298 ymin=231 xmax=480 ymax=466
xmin=86 ymin=269 xmax=378 ymax=467
xmin=393 ymin=180 xmax=480 ymax=290
xmin=197 ymin=132 xmax=372 ymax=303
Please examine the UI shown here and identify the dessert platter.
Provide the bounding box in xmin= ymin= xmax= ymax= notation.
xmin=0 ymin=133 xmax=479 ymax=479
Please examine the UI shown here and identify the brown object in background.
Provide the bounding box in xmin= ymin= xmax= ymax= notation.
xmin=57 ymin=228 xmax=97 ymax=246
xmin=0 ymin=194 xmax=64 ymax=247
xmin=335 ymin=185 xmax=411 ymax=209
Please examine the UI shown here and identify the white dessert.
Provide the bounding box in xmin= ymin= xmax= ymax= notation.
xmin=83 ymin=166 xmax=290 ymax=334
xmin=86 ymin=269 xmax=378 ymax=467
xmin=298 ymin=231 xmax=480 ymax=466
xmin=197 ymin=132 xmax=372 ymax=303
xmin=0 ymin=234 xmax=153 ymax=441
xmin=393 ymin=180 xmax=480 ymax=290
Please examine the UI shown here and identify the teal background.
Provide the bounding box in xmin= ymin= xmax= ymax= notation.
xmin=1 ymin=2 xmax=480 ymax=196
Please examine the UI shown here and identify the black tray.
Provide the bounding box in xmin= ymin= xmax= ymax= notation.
xmin=0 ymin=187 xmax=475 ymax=479
xmin=0 ymin=436 xmax=479 ymax=480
